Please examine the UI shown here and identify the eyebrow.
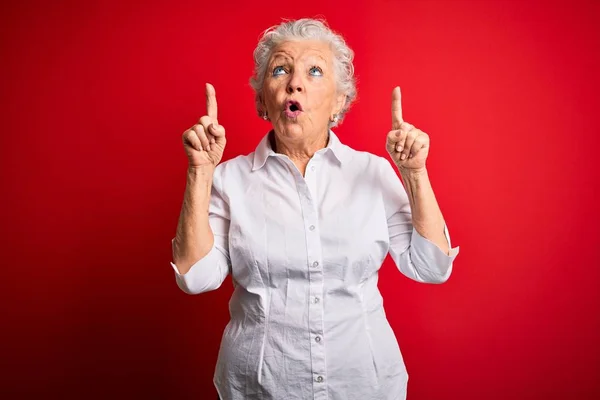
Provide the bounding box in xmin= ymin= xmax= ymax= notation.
xmin=309 ymin=54 xmax=327 ymax=63
xmin=270 ymin=53 xmax=291 ymax=63
xmin=270 ymin=51 xmax=328 ymax=64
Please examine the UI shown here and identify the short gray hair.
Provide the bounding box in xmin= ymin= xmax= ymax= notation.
xmin=249 ymin=18 xmax=357 ymax=127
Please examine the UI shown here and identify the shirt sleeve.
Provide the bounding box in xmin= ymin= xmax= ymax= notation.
xmin=379 ymin=158 xmax=460 ymax=284
xmin=170 ymin=164 xmax=231 ymax=294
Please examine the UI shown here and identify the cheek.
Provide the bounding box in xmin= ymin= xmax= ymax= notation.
xmin=261 ymin=87 xmax=276 ymax=110
xmin=264 ymin=80 xmax=287 ymax=104
xmin=309 ymin=81 xmax=336 ymax=110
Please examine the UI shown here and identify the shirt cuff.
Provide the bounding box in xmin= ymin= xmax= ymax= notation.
xmin=410 ymin=225 xmax=460 ymax=280
xmin=170 ymin=261 xmax=184 ymax=275
xmin=170 ymin=244 xmax=229 ymax=294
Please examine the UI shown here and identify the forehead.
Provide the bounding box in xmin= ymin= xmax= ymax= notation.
xmin=270 ymin=40 xmax=333 ymax=63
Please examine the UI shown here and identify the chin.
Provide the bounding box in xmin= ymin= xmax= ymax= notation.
xmin=277 ymin=121 xmax=305 ymax=137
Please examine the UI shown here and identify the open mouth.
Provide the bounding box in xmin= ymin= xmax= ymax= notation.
xmin=283 ymin=100 xmax=303 ymax=119
xmin=285 ymin=100 xmax=303 ymax=113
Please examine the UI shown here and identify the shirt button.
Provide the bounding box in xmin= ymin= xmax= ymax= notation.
xmin=316 ymin=375 xmax=324 ymax=383
xmin=309 ymin=225 xmax=315 ymax=231
xmin=313 ymin=297 xmax=320 ymax=304
xmin=312 ymin=261 xmax=319 ymax=268
xmin=315 ymin=336 xmax=322 ymax=342
xmin=311 ymin=166 xmax=315 ymax=171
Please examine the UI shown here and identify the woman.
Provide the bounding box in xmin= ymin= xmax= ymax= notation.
xmin=171 ymin=18 xmax=459 ymax=400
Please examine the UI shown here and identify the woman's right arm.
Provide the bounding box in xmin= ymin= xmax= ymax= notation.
xmin=170 ymin=83 xmax=230 ymax=293
xmin=172 ymin=166 xmax=215 ymax=275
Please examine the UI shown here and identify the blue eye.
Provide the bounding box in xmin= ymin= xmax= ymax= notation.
xmin=273 ymin=66 xmax=286 ymax=76
xmin=309 ymin=66 xmax=323 ymax=76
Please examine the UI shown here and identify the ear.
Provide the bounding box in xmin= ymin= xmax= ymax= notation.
xmin=257 ymin=93 xmax=266 ymax=116
xmin=333 ymin=93 xmax=347 ymax=116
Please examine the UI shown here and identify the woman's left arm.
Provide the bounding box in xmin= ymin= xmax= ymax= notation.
xmin=383 ymin=86 xmax=459 ymax=284
xmin=397 ymin=168 xmax=450 ymax=254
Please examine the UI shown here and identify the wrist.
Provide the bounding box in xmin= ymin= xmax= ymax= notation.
xmin=398 ymin=166 xmax=428 ymax=181
xmin=187 ymin=166 xmax=214 ymax=189
xmin=187 ymin=165 xmax=214 ymax=178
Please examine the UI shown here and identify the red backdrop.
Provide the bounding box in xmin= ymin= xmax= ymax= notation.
xmin=2 ymin=0 xmax=599 ymax=398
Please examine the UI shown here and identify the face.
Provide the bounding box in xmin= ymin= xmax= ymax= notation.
xmin=261 ymin=40 xmax=346 ymax=141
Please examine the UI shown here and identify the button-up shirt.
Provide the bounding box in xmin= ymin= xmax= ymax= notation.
xmin=171 ymin=130 xmax=460 ymax=400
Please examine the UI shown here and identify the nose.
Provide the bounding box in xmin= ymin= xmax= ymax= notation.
xmin=286 ymin=71 xmax=304 ymax=94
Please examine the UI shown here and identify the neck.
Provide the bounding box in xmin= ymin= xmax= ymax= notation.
xmin=270 ymin=129 xmax=329 ymax=177
xmin=270 ymin=129 xmax=329 ymax=163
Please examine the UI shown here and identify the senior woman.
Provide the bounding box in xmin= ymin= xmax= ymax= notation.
xmin=171 ymin=18 xmax=459 ymax=400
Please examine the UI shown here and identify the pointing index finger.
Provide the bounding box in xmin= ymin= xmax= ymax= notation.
xmin=391 ymin=86 xmax=403 ymax=129
xmin=206 ymin=82 xmax=218 ymax=121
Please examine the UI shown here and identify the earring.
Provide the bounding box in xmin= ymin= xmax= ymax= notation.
xmin=262 ymin=112 xmax=269 ymax=121
xmin=331 ymin=114 xmax=339 ymax=123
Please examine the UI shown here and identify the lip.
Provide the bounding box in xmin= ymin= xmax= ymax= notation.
xmin=283 ymin=100 xmax=303 ymax=119
xmin=284 ymin=100 xmax=303 ymax=112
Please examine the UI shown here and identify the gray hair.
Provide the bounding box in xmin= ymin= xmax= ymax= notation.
xmin=249 ymin=18 xmax=357 ymax=128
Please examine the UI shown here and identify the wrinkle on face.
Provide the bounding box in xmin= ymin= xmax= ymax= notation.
xmin=262 ymin=40 xmax=345 ymax=154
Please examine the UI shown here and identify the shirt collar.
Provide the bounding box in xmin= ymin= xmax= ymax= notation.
xmin=252 ymin=129 xmax=349 ymax=171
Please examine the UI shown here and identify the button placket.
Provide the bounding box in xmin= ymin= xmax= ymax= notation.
xmin=305 ymin=159 xmax=320 ymax=208
xmin=297 ymin=170 xmax=327 ymax=399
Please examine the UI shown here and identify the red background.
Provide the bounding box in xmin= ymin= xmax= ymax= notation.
xmin=2 ymin=0 xmax=599 ymax=398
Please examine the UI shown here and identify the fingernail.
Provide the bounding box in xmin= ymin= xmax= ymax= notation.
xmin=401 ymin=153 xmax=407 ymax=160
xmin=396 ymin=145 xmax=403 ymax=152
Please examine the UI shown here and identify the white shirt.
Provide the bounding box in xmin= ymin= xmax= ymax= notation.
xmin=171 ymin=130 xmax=460 ymax=400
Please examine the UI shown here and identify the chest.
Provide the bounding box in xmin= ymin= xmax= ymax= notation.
xmin=227 ymin=163 xmax=390 ymax=289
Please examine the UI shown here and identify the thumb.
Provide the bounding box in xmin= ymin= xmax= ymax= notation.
xmin=208 ymin=123 xmax=226 ymax=138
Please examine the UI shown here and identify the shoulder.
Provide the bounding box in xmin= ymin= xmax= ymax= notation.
xmin=213 ymin=153 xmax=253 ymax=181
xmin=341 ymin=143 xmax=392 ymax=178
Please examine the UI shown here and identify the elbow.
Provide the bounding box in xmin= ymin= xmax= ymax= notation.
xmin=407 ymin=259 xmax=453 ymax=284
xmin=175 ymin=276 xmax=222 ymax=295
xmin=425 ymin=269 xmax=452 ymax=284
xmin=176 ymin=281 xmax=200 ymax=295
xmin=404 ymin=227 xmax=459 ymax=284
xmin=405 ymin=239 xmax=457 ymax=284
xmin=171 ymin=255 xmax=227 ymax=295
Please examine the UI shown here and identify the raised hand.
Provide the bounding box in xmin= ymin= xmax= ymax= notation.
xmin=182 ymin=83 xmax=227 ymax=169
xmin=386 ymin=86 xmax=429 ymax=172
